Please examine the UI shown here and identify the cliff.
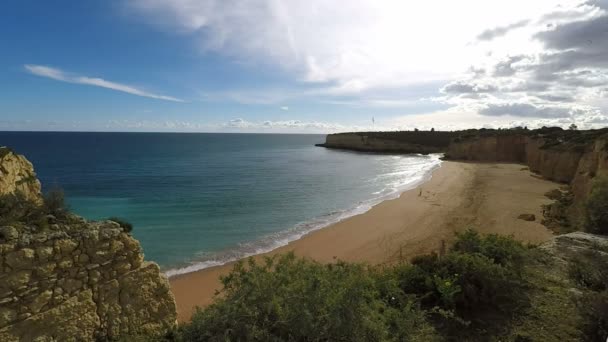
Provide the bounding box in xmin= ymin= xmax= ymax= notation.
xmin=0 ymin=147 xmax=42 ymax=205
xmin=444 ymin=128 xmax=608 ymax=225
xmin=317 ymin=131 xmax=458 ymax=154
xmin=318 ymin=128 xmax=608 ymax=228
xmin=0 ymin=149 xmax=177 ymax=341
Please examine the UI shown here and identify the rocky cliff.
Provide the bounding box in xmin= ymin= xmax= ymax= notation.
xmin=317 ymin=131 xmax=458 ymax=154
xmin=444 ymin=128 xmax=608 ymax=224
xmin=0 ymin=147 xmax=42 ymax=205
xmin=0 ymin=148 xmax=177 ymax=341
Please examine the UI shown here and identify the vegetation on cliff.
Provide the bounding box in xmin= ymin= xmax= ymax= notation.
xmin=0 ymin=187 xmax=69 ymax=229
xmin=164 ymin=230 xmax=607 ymax=341
xmin=583 ymin=176 xmax=608 ymax=235
xmin=0 ymin=149 xmax=176 ymax=341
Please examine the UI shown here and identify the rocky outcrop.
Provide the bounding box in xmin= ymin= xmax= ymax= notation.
xmin=540 ymin=231 xmax=608 ymax=264
xmin=443 ymin=135 xmax=527 ymax=162
xmin=317 ymin=131 xmax=457 ymax=154
xmin=444 ymin=130 xmax=608 ymax=225
xmin=0 ymin=147 xmax=42 ymax=204
xmin=445 ymin=132 xmax=607 ymax=185
xmin=0 ymin=150 xmax=177 ymax=341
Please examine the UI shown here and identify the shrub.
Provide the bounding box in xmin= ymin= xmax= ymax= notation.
xmin=394 ymin=230 xmax=529 ymax=335
xmin=44 ymin=186 xmax=67 ymax=217
xmin=177 ymin=231 xmax=532 ymax=341
xmin=578 ymin=290 xmax=608 ymax=342
xmin=451 ymin=229 xmax=528 ymax=270
xmin=584 ymin=176 xmax=608 ymax=235
xmin=108 ymin=217 xmax=134 ymax=233
xmin=178 ymin=253 xmax=437 ymax=342
xmin=0 ymin=193 xmax=45 ymax=226
xmin=568 ymin=250 xmax=608 ymax=292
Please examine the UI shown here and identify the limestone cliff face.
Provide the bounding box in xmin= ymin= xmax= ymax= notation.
xmin=443 ymin=135 xmax=527 ymax=162
xmin=0 ymin=147 xmax=42 ymax=204
xmin=569 ymin=138 xmax=608 ymax=210
xmin=318 ymin=132 xmax=456 ymax=154
xmin=444 ymin=133 xmax=608 ymax=219
xmin=0 ymin=151 xmax=177 ymax=341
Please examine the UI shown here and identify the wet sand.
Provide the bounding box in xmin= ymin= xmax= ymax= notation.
xmin=170 ymin=161 xmax=558 ymax=322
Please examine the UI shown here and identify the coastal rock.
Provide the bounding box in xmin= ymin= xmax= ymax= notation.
xmin=318 ymin=131 xmax=457 ymax=154
xmin=0 ymin=149 xmax=177 ymax=341
xmin=518 ymin=214 xmax=536 ymax=221
xmin=0 ymin=147 xmax=42 ymax=204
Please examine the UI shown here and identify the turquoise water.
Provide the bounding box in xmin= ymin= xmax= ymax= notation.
xmin=0 ymin=132 xmax=441 ymax=275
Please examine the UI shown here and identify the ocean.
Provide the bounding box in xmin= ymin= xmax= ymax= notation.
xmin=0 ymin=132 xmax=441 ymax=275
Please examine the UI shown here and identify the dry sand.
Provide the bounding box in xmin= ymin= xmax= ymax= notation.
xmin=170 ymin=161 xmax=559 ymax=322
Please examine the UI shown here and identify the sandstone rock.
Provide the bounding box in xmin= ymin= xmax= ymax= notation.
xmin=0 ymin=148 xmax=177 ymax=339
xmin=33 ymin=263 xmax=56 ymax=278
xmin=0 ymin=147 xmax=43 ymax=204
xmin=35 ymin=246 xmax=54 ymax=262
xmin=54 ymin=239 xmax=77 ymax=255
xmin=518 ymin=214 xmax=536 ymax=221
xmin=5 ymin=248 xmax=35 ymax=269
xmin=5 ymin=270 xmax=31 ymax=290
xmin=29 ymin=290 xmax=52 ymax=314
xmin=0 ymin=227 xmax=18 ymax=242
xmin=0 ymin=290 xmax=100 ymax=342
xmin=77 ymin=253 xmax=89 ymax=264
xmin=0 ymin=308 xmax=16 ymax=327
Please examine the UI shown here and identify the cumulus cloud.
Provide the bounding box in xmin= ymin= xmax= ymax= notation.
xmin=479 ymin=103 xmax=571 ymax=118
xmin=437 ymin=0 xmax=608 ymax=127
xmin=122 ymin=0 xmax=608 ymax=130
xmin=127 ymin=0 xmax=568 ymax=95
xmin=477 ymin=20 xmax=530 ymax=41
xmin=24 ymin=64 xmax=183 ymax=102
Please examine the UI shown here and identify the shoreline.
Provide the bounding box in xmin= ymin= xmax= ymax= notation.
xmin=164 ymin=154 xmax=442 ymax=278
xmin=170 ymin=161 xmax=559 ymax=322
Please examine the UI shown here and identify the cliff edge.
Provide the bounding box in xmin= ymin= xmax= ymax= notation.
xmin=317 ymin=131 xmax=458 ymax=154
xmin=0 ymin=148 xmax=177 ymax=341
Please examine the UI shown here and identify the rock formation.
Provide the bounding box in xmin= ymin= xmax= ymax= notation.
xmin=0 ymin=147 xmax=42 ymax=205
xmin=0 ymin=147 xmax=177 ymax=341
xmin=318 ymin=128 xmax=608 ymax=225
xmin=316 ymin=131 xmax=457 ymax=154
xmin=443 ymin=129 xmax=608 ymax=218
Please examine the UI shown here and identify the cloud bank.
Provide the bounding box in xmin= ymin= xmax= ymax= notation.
xmin=24 ymin=64 xmax=183 ymax=102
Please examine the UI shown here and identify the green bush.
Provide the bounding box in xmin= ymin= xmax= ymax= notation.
xmin=108 ymin=217 xmax=134 ymax=233
xmin=178 ymin=253 xmax=437 ymax=342
xmin=0 ymin=193 xmax=45 ymax=227
xmin=451 ymin=229 xmax=528 ymax=269
xmin=44 ymin=186 xmax=67 ymax=217
xmin=578 ymin=290 xmax=608 ymax=342
xmin=568 ymin=250 xmax=608 ymax=292
xmin=177 ymin=230 xmax=532 ymax=341
xmin=584 ymin=176 xmax=608 ymax=235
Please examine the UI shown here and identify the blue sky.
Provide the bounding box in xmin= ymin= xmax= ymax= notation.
xmin=1 ymin=0 xmax=607 ymax=132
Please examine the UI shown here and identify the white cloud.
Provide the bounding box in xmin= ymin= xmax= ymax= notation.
xmin=122 ymin=0 xmax=608 ymax=131
xmin=280 ymin=106 xmax=289 ymax=111
xmin=128 ymin=0 xmax=571 ymax=94
xmin=24 ymin=64 xmax=183 ymax=102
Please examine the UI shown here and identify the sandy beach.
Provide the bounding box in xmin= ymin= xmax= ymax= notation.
xmin=170 ymin=161 xmax=559 ymax=322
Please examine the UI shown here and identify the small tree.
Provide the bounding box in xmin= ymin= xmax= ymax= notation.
xmin=44 ymin=186 xmax=67 ymax=217
xmin=431 ymin=128 xmax=435 ymax=132
xmin=569 ymin=123 xmax=578 ymax=130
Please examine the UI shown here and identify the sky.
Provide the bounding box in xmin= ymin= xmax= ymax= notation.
xmin=1 ymin=0 xmax=607 ymax=133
